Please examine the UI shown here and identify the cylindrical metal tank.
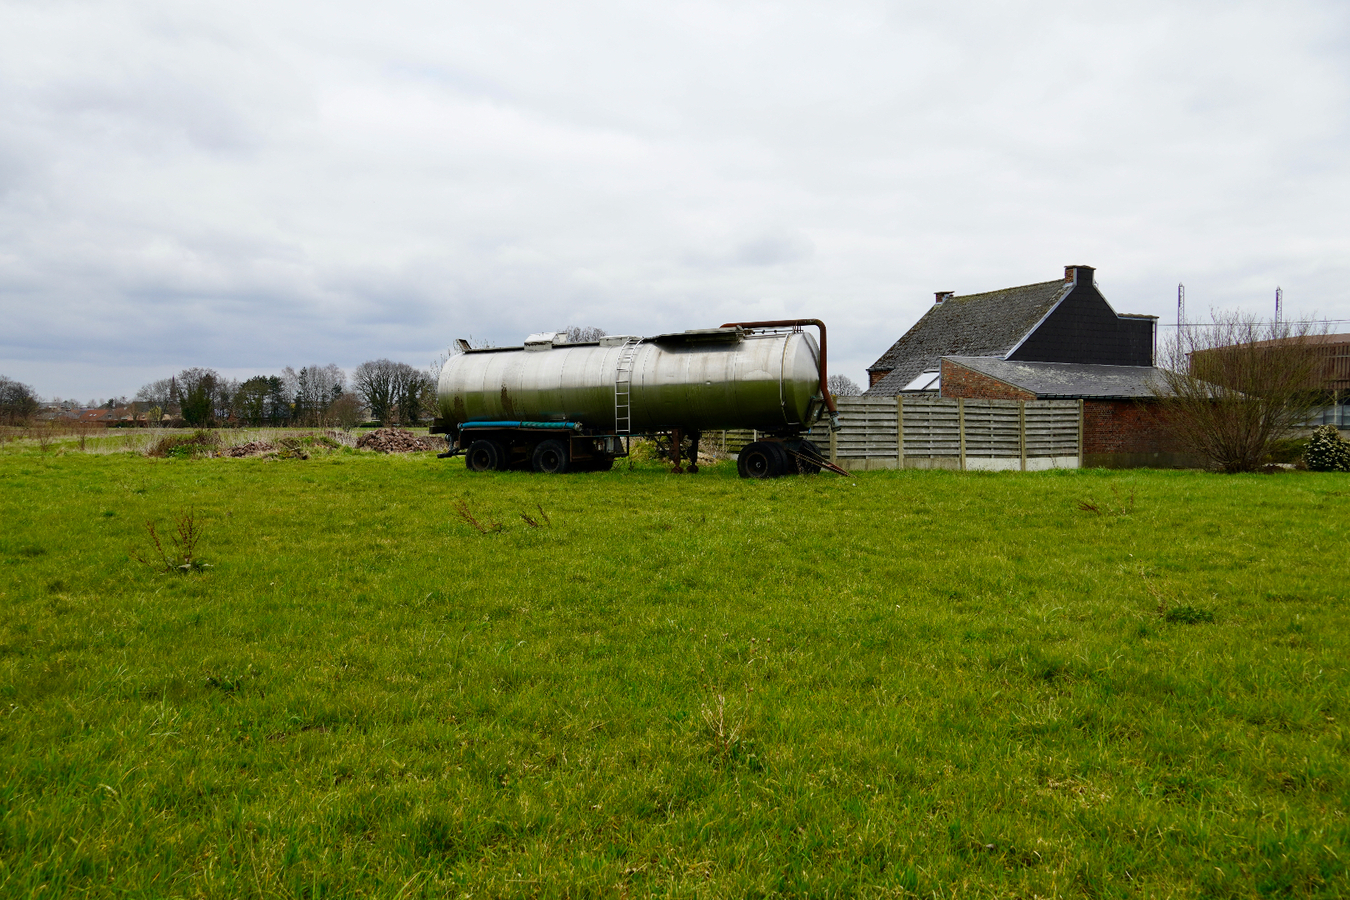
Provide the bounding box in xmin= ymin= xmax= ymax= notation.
xmin=437 ymin=327 xmax=824 ymax=433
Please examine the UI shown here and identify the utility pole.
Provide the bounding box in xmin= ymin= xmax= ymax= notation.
xmin=1177 ymin=283 xmax=1185 ymax=329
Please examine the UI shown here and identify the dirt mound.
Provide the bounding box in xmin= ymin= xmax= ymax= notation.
xmin=224 ymin=440 xmax=277 ymax=458
xmin=356 ymin=428 xmax=446 ymax=454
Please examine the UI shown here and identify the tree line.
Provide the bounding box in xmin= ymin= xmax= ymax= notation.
xmin=128 ymin=361 xmax=438 ymax=428
xmin=4 ymin=328 xmax=611 ymax=430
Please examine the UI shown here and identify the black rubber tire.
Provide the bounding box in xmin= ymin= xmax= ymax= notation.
xmin=531 ymin=439 xmax=570 ymax=474
xmin=737 ymin=441 xmax=782 ymax=479
xmin=465 ymin=439 xmax=503 ymax=472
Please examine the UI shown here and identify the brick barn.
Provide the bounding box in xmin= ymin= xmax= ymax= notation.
xmin=865 ymin=265 xmax=1191 ymax=467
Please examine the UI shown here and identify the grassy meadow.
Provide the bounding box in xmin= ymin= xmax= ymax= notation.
xmin=0 ymin=433 xmax=1347 ymax=897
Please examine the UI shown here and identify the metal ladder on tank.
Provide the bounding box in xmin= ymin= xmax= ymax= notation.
xmin=614 ymin=338 xmax=641 ymax=451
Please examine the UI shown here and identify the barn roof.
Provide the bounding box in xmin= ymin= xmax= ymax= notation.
xmin=866 ymin=278 xmax=1071 ymax=395
xmin=944 ymin=356 xmax=1168 ymax=399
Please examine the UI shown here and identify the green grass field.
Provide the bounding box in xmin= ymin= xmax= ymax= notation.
xmin=1 ymin=438 xmax=1347 ymax=897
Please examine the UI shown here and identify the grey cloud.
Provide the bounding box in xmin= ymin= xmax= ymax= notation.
xmin=1 ymin=0 xmax=1348 ymax=399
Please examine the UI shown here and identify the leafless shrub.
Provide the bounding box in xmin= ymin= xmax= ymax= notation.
xmin=75 ymin=421 xmax=100 ymax=452
xmin=453 ymin=498 xmax=502 ymax=534
xmin=133 ymin=507 xmax=209 ymax=573
xmin=32 ymin=420 xmax=60 ymax=452
xmin=1153 ymin=312 xmax=1328 ymax=473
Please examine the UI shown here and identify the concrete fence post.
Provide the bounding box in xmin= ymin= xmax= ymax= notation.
xmin=1077 ymin=399 xmax=1085 ymax=468
xmin=1019 ymin=401 xmax=1027 ymax=472
xmin=896 ymin=396 xmax=905 ymax=469
xmin=958 ymin=397 xmax=966 ymax=472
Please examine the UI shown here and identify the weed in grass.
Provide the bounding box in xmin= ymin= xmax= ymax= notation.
xmin=701 ymin=688 xmax=759 ymax=769
xmin=1077 ymin=486 xmax=1135 ymax=515
xmin=1164 ymin=604 xmax=1216 ymax=624
xmin=132 ymin=507 xmax=210 ymax=573
xmin=453 ymin=497 xmax=502 ymax=533
xmin=1141 ymin=573 xmax=1216 ymax=624
xmin=519 ymin=503 xmax=551 ymax=528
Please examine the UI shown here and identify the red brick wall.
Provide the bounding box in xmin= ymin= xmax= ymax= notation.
xmin=1082 ymin=400 xmax=1178 ymax=454
xmin=939 ymin=360 xmax=1036 ymax=401
xmin=869 ymin=369 xmax=888 ymax=388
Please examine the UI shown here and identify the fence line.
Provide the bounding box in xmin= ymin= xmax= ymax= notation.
xmin=805 ymin=396 xmax=1082 ymax=472
xmin=705 ymin=397 xmax=1082 ymax=472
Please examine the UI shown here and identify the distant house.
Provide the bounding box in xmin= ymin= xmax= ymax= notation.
xmin=865 ymin=265 xmax=1156 ymax=395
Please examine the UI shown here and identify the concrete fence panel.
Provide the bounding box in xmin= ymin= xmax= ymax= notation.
xmin=806 ymin=396 xmax=1081 ymax=471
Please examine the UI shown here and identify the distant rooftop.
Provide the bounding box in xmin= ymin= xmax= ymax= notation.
xmin=944 ymin=357 xmax=1168 ymax=400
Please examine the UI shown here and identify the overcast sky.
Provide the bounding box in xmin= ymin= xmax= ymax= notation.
xmin=2 ymin=0 xmax=1348 ymax=401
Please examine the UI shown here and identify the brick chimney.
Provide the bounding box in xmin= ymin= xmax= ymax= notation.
xmin=1064 ymin=265 xmax=1095 ymax=285
xmin=934 ymin=291 xmax=954 ymax=304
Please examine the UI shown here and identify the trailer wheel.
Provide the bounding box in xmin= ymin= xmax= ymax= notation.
xmin=465 ymin=439 xmax=504 ymax=472
xmin=737 ymin=441 xmax=782 ymax=479
xmin=531 ymin=439 xmax=570 ymax=474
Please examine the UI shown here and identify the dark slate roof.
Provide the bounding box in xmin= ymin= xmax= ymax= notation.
xmin=865 ymin=278 xmax=1071 ymax=395
xmin=944 ymin=356 xmax=1169 ymax=399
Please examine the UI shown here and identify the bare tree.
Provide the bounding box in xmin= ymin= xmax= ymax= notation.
xmin=284 ymin=364 xmax=346 ymax=426
xmin=827 ymin=374 xmax=862 ymax=397
xmin=135 ymin=377 xmax=176 ymax=424
xmin=353 ymin=360 xmax=398 ymax=425
xmin=329 ymin=392 xmax=365 ymax=431
xmin=0 ymin=375 xmax=39 ymax=425
xmin=354 ymin=359 xmax=427 ymax=426
xmin=564 ymin=325 xmax=607 ymax=343
xmin=391 ymin=363 xmax=433 ymax=425
xmin=1153 ymin=311 xmax=1328 ymax=473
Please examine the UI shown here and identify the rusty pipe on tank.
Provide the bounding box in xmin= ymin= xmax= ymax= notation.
xmin=719 ymin=318 xmax=840 ymax=429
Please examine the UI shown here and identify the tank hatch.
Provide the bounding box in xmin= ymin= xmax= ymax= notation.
xmin=649 ymin=327 xmax=745 ymax=345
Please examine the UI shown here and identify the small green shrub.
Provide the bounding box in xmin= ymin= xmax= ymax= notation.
xmin=1164 ymin=604 xmax=1216 ymax=624
xmin=1303 ymin=425 xmax=1350 ymax=472
xmin=1266 ymin=436 xmax=1309 ymax=464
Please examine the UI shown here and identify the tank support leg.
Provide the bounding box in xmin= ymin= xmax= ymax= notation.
xmin=688 ymin=430 xmax=701 ymax=474
xmin=670 ymin=428 xmax=684 ymax=474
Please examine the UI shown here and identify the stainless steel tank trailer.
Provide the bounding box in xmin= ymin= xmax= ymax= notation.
xmin=430 ymin=319 xmax=843 ymax=478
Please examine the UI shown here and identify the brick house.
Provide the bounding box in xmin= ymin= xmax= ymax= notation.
xmin=865 ymin=265 xmax=1192 ymax=467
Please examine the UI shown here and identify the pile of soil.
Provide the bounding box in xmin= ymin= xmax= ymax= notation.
xmin=224 ymin=440 xmax=277 ymax=458
xmin=356 ymin=428 xmax=446 ymax=453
